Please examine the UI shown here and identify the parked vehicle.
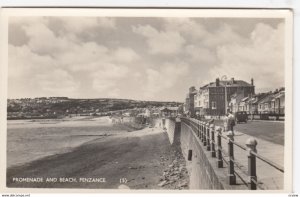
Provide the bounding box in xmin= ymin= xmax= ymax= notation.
xmin=235 ymin=111 xmax=248 ymax=123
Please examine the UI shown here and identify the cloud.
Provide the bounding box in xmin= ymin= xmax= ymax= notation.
xmin=185 ymin=45 xmax=217 ymax=65
xmin=132 ymin=24 xmax=185 ymax=54
xmin=8 ymin=44 xmax=55 ymax=78
xmin=164 ymin=18 xmax=247 ymax=48
xmin=113 ymin=47 xmax=139 ymax=63
xmin=144 ymin=61 xmax=189 ymax=98
xmin=22 ymin=22 xmax=74 ymax=55
xmin=210 ymin=23 xmax=284 ymax=90
xmin=9 ymin=17 xmax=138 ymax=98
xmin=60 ymin=17 xmax=116 ymax=34
xmin=164 ymin=18 xmax=208 ymax=41
xmin=34 ymin=69 xmax=79 ymax=95
xmin=14 ymin=17 xmax=116 ymax=56
xmin=106 ymin=88 xmax=121 ymax=98
xmin=8 ymin=17 xmax=285 ymax=101
xmin=92 ymin=63 xmax=129 ymax=93
xmin=57 ymin=42 xmax=110 ymax=72
xmin=8 ymin=44 xmax=79 ymax=97
xmin=202 ymin=23 xmax=248 ymax=48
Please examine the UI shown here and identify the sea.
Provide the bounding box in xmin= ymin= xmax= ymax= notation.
xmin=7 ymin=116 xmax=125 ymax=168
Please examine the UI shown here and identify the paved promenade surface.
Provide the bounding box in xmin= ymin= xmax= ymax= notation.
xmin=220 ymin=130 xmax=284 ymax=190
xmin=214 ymin=119 xmax=284 ymax=145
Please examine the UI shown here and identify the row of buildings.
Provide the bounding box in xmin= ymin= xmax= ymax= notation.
xmin=183 ymin=78 xmax=285 ymax=117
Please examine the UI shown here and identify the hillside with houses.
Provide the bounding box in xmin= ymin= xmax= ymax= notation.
xmin=7 ymin=97 xmax=181 ymax=120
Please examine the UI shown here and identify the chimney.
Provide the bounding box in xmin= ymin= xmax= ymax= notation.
xmin=189 ymin=86 xmax=196 ymax=93
xmin=216 ymin=78 xmax=220 ymax=86
xmin=231 ymin=78 xmax=235 ymax=84
xmin=251 ymin=78 xmax=254 ymax=86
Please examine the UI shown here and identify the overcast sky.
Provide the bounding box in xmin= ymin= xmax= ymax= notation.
xmin=8 ymin=17 xmax=284 ymax=102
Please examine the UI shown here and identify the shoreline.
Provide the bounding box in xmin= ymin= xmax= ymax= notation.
xmin=7 ymin=116 xmax=122 ymax=168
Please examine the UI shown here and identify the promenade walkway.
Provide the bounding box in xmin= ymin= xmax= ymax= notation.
xmin=220 ymin=130 xmax=284 ymax=190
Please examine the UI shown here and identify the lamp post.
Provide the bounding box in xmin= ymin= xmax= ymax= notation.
xmin=250 ymin=93 xmax=253 ymax=120
xmin=221 ymin=75 xmax=228 ymax=115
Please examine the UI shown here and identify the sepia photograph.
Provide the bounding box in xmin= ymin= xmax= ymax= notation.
xmin=0 ymin=8 xmax=293 ymax=192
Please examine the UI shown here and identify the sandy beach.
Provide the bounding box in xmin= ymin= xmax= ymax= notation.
xmin=7 ymin=116 xmax=189 ymax=189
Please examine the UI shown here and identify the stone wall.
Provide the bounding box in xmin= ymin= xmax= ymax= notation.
xmin=180 ymin=122 xmax=224 ymax=189
xmin=163 ymin=118 xmax=180 ymax=145
xmin=164 ymin=118 xmax=247 ymax=190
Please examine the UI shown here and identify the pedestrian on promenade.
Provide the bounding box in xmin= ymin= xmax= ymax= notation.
xmin=224 ymin=109 xmax=236 ymax=135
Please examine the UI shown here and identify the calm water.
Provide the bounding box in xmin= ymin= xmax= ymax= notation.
xmin=7 ymin=117 xmax=126 ymax=168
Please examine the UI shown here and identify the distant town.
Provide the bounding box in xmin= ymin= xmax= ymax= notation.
xmin=7 ymin=97 xmax=181 ymax=120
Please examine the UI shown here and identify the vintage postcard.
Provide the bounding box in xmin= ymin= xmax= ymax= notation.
xmin=0 ymin=8 xmax=293 ymax=193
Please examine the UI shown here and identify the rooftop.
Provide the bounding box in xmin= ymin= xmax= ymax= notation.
xmin=258 ymin=94 xmax=275 ymax=104
xmin=201 ymin=80 xmax=253 ymax=89
xmin=159 ymin=106 xmax=179 ymax=111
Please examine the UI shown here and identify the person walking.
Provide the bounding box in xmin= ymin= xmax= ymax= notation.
xmin=224 ymin=109 xmax=236 ymax=135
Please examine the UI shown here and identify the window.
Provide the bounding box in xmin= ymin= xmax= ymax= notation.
xmin=205 ymin=102 xmax=209 ymax=108
xmin=211 ymin=101 xmax=216 ymax=109
xmin=265 ymin=103 xmax=269 ymax=110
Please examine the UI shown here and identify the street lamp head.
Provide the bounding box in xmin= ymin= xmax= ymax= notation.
xmin=221 ymin=75 xmax=227 ymax=80
xmin=222 ymin=75 xmax=228 ymax=115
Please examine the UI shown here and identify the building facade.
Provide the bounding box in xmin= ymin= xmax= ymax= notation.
xmin=195 ymin=78 xmax=255 ymax=116
xmin=273 ymin=91 xmax=285 ymax=114
xmin=183 ymin=94 xmax=190 ymax=115
xmin=257 ymin=89 xmax=285 ymax=114
xmin=227 ymin=88 xmax=285 ymax=115
xmin=184 ymin=86 xmax=197 ymax=117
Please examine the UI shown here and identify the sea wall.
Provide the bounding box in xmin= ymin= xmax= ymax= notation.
xmin=163 ymin=118 xmax=180 ymax=145
xmin=163 ymin=118 xmax=245 ymax=190
xmin=180 ymin=122 xmax=224 ymax=189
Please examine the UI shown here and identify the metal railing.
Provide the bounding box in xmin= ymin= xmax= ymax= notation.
xmin=180 ymin=117 xmax=284 ymax=190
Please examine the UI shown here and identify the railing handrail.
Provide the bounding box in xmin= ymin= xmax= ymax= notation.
xmin=180 ymin=117 xmax=284 ymax=190
xmin=251 ymin=151 xmax=284 ymax=173
xmin=181 ymin=117 xmax=284 ymax=173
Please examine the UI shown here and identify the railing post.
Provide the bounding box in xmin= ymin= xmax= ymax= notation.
xmin=227 ymin=131 xmax=236 ymax=185
xmin=188 ymin=149 xmax=193 ymax=161
xmin=198 ymin=121 xmax=202 ymax=140
xmin=201 ymin=122 xmax=204 ymax=142
xmin=197 ymin=120 xmax=200 ymax=137
xmin=199 ymin=122 xmax=202 ymax=141
xmin=203 ymin=122 xmax=207 ymax=146
xmin=162 ymin=118 xmax=166 ymax=130
xmin=246 ymin=138 xmax=258 ymax=190
xmin=206 ymin=123 xmax=211 ymax=151
xmin=216 ymin=126 xmax=223 ymax=168
xmin=210 ymin=124 xmax=216 ymax=157
xmin=198 ymin=122 xmax=200 ymax=138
